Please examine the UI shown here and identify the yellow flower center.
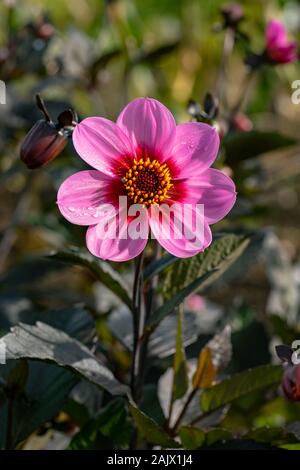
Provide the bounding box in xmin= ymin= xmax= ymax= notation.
xmin=122 ymin=157 xmax=173 ymax=207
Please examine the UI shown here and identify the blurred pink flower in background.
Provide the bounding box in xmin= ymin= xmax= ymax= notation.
xmin=57 ymin=98 xmax=236 ymax=261
xmin=265 ymin=20 xmax=298 ymax=64
xmin=232 ymin=113 xmax=253 ymax=132
xmin=186 ymin=294 xmax=206 ymax=313
xmin=221 ymin=3 xmax=244 ymax=28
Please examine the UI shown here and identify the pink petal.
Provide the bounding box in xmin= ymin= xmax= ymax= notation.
xmin=116 ymin=97 xmax=176 ymax=157
xmin=57 ymin=170 xmax=116 ymax=226
xmin=269 ymin=42 xmax=298 ymax=63
xmin=72 ymin=117 xmax=134 ymax=176
xmin=186 ymin=168 xmax=236 ymax=224
xmin=266 ymin=20 xmax=287 ymax=48
xmin=171 ymin=123 xmax=220 ymax=178
xmin=86 ymin=207 xmax=149 ymax=262
xmin=266 ymin=20 xmax=298 ymax=63
xmin=149 ymin=203 xmax=212 ymax=258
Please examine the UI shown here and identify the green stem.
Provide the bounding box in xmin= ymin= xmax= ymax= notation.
xmin=215 ymin=26 xmax=235 ymax=108
xmin=5 ymin=397 xmax=14 ymax=450
xmin=228 ymin=69 xmax=256 ymax=126
xmin=166 ymin=304 xmax=183 ymax=429
xmin=170 ymin=387 xmax=197 ymax=433
xmin=189 ymin=408 xmax=219 ymax=427
xmin=130 ymin=252 xmax=145 ymax=403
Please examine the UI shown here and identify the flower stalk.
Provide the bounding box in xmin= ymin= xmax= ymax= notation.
xmin=130 ymin=251 xmax=146 ymax=404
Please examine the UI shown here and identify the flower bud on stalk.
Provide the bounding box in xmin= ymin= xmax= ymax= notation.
xmin=282 ymin=364 xmax=300 ymax=402
xmin=221 ymin=3 xmax=244 ymax=29
xmin=187 ymin=93 xmax=219 ymax=123
xmin=275 ymin=344 xmax=300 ymax=402
xmin=20 ymin=94 xmax=77 ymax=169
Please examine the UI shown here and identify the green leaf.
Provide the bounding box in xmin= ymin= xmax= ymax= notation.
xmin=0 ymin=363 xmax=77 ymax=449
xmin=63 ymin=398 xmax=90 ymax=427
xmin=203 ymin=439 xmax=278 ymax=450
xmin=280 ymin=443 xmax=300 ymax=450
xmin=179 ymin=426 xmax=232 ymax=450
xmin=90 ymin=48 xmax=122 ymax=82
xmin=0 ymin=257 xmax=64 ymax=288
xmin=205 ymin=428 xmax=233 ymax=447
xmin=69 ymin=398 xmax=132 ymax=450
xmin=179 ymin=426 xmax=205 ymax=450
xmin=5 ymin=360 xmax=29 ymax=397
xmin=146 ymin=235 xmax=250 ymax=333
xmin=224 ymin=130 xmax=296 ymax=165
xmin=48 ymin=248 xmax=132 ymax=310
xmin=179 ymin=425 xmax=295 ymax=450
xmin=192 ymin=347 xmax=216 ymax=389
xmin=2 ymin=322 xmax=127 ymax=396
xmin=201 ymin=365 xmax=282 ymax=413
xmin=0 ymin=304 xmax=94 ymax=341
xmin=0 ymin=306 xmax=94 ymax=449
xmin=144 ymin=253 xmax=175 ymax=280
xmin=133 ymin=40 xmax=180 ymax=65
xmin=108 ymin=307 xmax=200 ymax=359
xmin=270 ymin=314 xmax=297 ymax=346
xmin=141 ymin=384 xmax=165 ymax=426
xmin=128 ymin=400 xmax=180 ymax=448
xmin=161 ymin=234 xmax=250 ymax=300
xmin=172 ymin=309 xmax=188 ymax=400
xmin=255 ymin=396 xmax=300 ymax=428
xmin=244 ymin=427 xmax=298 ymax=447
xmin=146 ymin=271 xmax=214 ymax=333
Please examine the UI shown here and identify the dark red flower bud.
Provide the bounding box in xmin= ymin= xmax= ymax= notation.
xmin=282 ymin=364 xmax=300 ymax=402
xmin=221 ymin=3 xmax=244 ymax=28
xmin=20 ymin=120 xmax=67 ymax=169
xmin=20 ymin=95 xmax=77 ymax=169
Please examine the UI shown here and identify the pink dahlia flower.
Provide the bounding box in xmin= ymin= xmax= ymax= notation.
xmin=265 ymin=20 xmax=298 ymax=64
xmin=57 ymin=98 xmax=236 ymax=261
